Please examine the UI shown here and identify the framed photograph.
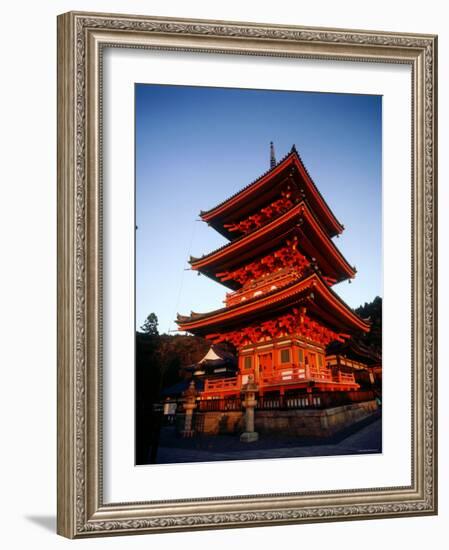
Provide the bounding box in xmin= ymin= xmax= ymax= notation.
xmin=57 ymin=11 xmax=437 ymax=538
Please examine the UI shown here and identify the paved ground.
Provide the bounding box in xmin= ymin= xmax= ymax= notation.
xmin=153 ymin=411 xmax=382 ymax=464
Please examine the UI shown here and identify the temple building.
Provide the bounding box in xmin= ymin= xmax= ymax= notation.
xmin=161 ymin=345 xmax=237 ymax=399
xmin=326 ymin=339 xmax=382 ymax=390
xmin=181 ymin=345 xmax=238 ymax=385
xmin=177 ymin=144 xmax=374 ymax=407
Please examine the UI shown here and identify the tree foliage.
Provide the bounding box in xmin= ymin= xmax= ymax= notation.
xmin=135 ymin=316 xmax=211 ymax=464
xmin=140 ymin=312 xmax=159 ymax=335
xmin=355 ymin=296 xmax=382 ymax=354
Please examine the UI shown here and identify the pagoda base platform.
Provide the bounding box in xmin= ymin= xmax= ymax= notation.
xmin=255 ymin=400 xmax=378 ymax=438
xmin=176 ymin=400 xmax=378 ymax=439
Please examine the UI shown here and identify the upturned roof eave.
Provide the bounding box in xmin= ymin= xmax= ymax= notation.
xmin=191 ymin=201 xmax=356 ymax=281
xmin=177 ymin=273 xmax=369 ymax=334
xmin=200 ymin=149 xmax=344 ymax=237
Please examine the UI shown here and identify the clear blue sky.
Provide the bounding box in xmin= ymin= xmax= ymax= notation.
xmin=135 ymin=84 xmax=382 ymax=334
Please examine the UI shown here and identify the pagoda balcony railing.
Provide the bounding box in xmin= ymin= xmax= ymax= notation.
xmin=201 ymin=368 xmax=357 ymax=395
xmin=334 ymin=371 xmax=357 ymax=384
xmin=225 ymin=271 xmax=298 ymax=307
xmin=308 ymin=365 xmax=333 ymax=382
xmin=204 ymin=376 xmax=241 ymax=393
xmin=260 ymin=364 xmax=357 ymax=387
xmin=260 ymin=365 xmax=308 ymax=386
xmin=260 ymin=364 xmax=332 ymax=386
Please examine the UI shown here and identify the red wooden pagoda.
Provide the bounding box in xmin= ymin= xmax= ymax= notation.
xmin=177 ymin=144 xmax=371 ymax=403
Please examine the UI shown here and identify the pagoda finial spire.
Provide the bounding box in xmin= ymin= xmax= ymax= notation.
xmin=270 ymin=141 xmax=276 ymax=168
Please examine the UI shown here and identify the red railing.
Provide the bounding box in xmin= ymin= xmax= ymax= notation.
xmin=193 ymin=389 xmax=376 ymax=412
xmin=204 ymin=376 xmax=241 ymax=393
xmin=197 ymin=398 xmax=242 ymax=412
xmin=257 ymin=395 xmax=323 ymax=409
xmin=260 ymin=365 xmax=307 ymax=386
xmin=261 ymin=364 xmax=338 ymax=386
xmin=257 ymin=390 xmax=375 ymax=410
xmin=202 ymin=368 xmax=357 ymax=395
xmin=309 ymin=366 xmax=333 ymax=382
xmin=334 ymin=371 xmax=357 ymax=384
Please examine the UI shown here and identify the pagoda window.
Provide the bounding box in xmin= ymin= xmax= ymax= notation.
xmin=308 ymin=352 xmax=317 ymax=368
xmin=298 ymin=348 xmax=304 ymax=365
xmin=280 ymin=348 xmax=291 ymax=364
xmin=243 ymin=356 xmax=253 ymax=369
xmin=317 ymin=354 xmax=323 ymax=368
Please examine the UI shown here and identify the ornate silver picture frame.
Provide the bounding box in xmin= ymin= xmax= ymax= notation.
xmin=57 ymin=11 xmax=437 ymax=538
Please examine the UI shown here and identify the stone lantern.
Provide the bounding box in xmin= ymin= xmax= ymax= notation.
xmin=181 ymin=380 xmax=197 ymax=438
xmin=240 ymin=375 xmax=259 ymax=442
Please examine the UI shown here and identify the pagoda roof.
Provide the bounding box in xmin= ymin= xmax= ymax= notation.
xmin=190 ymin=201 xmax=356 ymax=289
xmin=200 ymin=146 xmax=344 ymax=239
xmin=177 ymin=273 xmax=369 ymax=336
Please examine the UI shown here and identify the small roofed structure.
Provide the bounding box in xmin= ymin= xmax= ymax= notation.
xmin=183 ymin=345 xmax=237 ymax=380
xmin=161 ymin=345 xmax=237 ymax=400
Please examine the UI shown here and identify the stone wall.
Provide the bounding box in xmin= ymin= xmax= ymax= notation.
xmin=181 ymin=400 xmax=378 ymax=438
xmin=197 ymin=411 xmax=244 ymax=435
xmin=175 ymin=411 xmax=244 ymax=435
xmin=255 ymin=400 xmax=378 ymax=438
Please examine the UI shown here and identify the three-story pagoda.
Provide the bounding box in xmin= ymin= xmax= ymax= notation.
xmin=177 ymin=144 xmax=370 ymax=403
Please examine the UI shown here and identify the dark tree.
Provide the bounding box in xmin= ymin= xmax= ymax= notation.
xmin=135 ymin=326 xmax=211 ymax=464
xmin=140 ymin=312 xmax=159 ymax=336
xmin=135 ymin=330 xmax=161 ymax=464
xmin=355 ymin=296 xmax=382 ymax=354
